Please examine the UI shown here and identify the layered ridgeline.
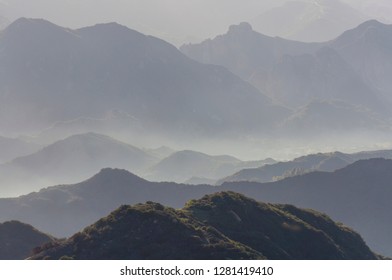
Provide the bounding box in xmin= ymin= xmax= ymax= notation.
xmin=330 ymin=19 xmax=392 ymax=99
xmin=29 ymin=192 xmax=379 ymax=260
xmin=0 ymin=158 xmax=391 ymax=256
xmin=0 ymin=18 xmax=288 ymax=138
xmin=0 ymin=132 xmax=158 ymax=197
xmin=217 ymin=149 xmax=392 ymax=184
xmin=180 ymin=20 xmax=392 ymax=135
xmin=145 ymin=150 xmax=276 ymax=183
xmin=0 ymin=132 xmax=276 ymax=197
xmin=0 ymin=221 xmax=55 ymax=260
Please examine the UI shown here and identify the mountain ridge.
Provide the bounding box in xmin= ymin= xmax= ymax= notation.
xmin=0 ymin=220 xmax=55 ymax=260
xmin=29 ymin=192 xmax=379 ymax=260
xmin=217 ymin=148 xmax=392 ymax=184
xmin=0 ymin=158 xmax=392 ymax=256
xmin=0 ymin=132 xmax=158 ymax=197
xmin=0 ymin=17 xmax=288 ymax=138
xmin=180 ymin=20 xmax=392 ymax=135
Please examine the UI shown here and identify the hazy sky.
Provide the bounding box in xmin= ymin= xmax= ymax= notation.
xmin=1 ymin=0 xmax=391 ymax=45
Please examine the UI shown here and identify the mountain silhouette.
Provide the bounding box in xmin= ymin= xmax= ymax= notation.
xmin=0 ymin=18 xmax=288 ymax=138
xmin=218 ymin=149 xmax=392 ymax=184
xmin=221 ymin=158 xmax=392 ymax=256
xmin=0 ymin=220 xmax=55 ymax=260
xmin=0 ymin=158 xmax=392 ymax=256
xmin=29 ymin=192 xmax=379 ymax=260
xmin=181 ymin=20 xmax=392 ymax=134
xmin=331 ymin=20 xmax=392 ymax=99
xmin=146 ymin=150 xmax=275 ymax=183
xmin=0 ymin=132 xmax=158 ymax=197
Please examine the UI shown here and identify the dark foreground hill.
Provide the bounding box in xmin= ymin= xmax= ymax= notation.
xmin=1 ymin=158 xmax=391 ymax=256
xmin=0 ymin=168 xmax=213 ymax=237
xmin=221 ymin=158 xmax=392 ymax=257
xmin=0 ymin=221 xmax=55 ymax=260
xmin=30 ymin=192 xmax=379 ymax=260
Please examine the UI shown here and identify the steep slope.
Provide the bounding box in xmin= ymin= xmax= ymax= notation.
xmin=221 ymin=158 xmax=392 ymax=256
xmin=251 ymin=0 xmax=366 ymax=42
xmin=330 ymin=20 xmax=392 ymax=98
xmin=30 ymin=200 xmax=263 ymax=260
xmin=0 ymin=132 xmax=158 ymax=197
xmin=0 ymin=18 xmax=288 ymax=137
xmin=30 ymin=192 xmax=379 ymax=260
xmin=0 ymin=221 xmax=55 ymax=260
xmin=146 ymin=150 xmax=274 ymax=183
xmin=253 ymin=48 xmax=384 ymax=111
xmin=181 ymin=22 xmax=321 ymax=85
xmin=181 ymin=21 xmax=392 ymax=135
xmin=185 ymin=192 xmax=378 ymax=260
xmin=279 ymin=100 xmax=389 ymax=135
xmin=218 ymin=149 xmax=392 ymax=184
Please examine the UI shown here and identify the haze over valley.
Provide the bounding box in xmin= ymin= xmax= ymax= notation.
xmin=0 ymin=1 xmax=392 ymax=260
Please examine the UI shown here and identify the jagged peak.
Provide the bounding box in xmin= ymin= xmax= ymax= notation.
xmin=228 ymin=22 xmax=253 ymax=34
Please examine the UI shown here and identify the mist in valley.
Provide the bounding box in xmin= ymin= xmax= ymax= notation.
xmin=0 ymin=0 xmax=392 ymax=259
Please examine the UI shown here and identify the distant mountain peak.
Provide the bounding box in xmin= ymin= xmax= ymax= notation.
xmin=334 ymin=19 xmax=391 ymax=45
xmin=352 ymin=19 xmax=390 ymax=36
xmin=78 ymin=21 xmax=131 ymax=32
xmin=2 ymin=17 xmax=77 ymax=45
xmin=5 ymin=17 xmax=64 ymax=33
xmin=65 ymin=132 xmax=113 ymax=141
xmin=87 ymin=167 xmax=147 ymax=184
xmin=357 ymin=19 xmax=387 ymax=29
xmin=42 ymin=132 xmax=122 ymax=148
xmin=76 ymin=21 xmax=146 ymax=39
xmin=0 ymin=18 xmax=284 ymax=137
xmin=228 ymin=22 xmax=253 ymax=34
